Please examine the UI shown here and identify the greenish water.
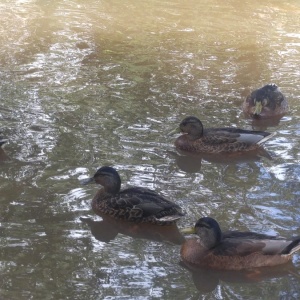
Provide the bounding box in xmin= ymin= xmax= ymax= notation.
xmin=0 ymin=0 xmax=300 ymax=299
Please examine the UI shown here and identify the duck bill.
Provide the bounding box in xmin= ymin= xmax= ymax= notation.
xmin=181 ymin=226 xmax=196 ymax=234
xmin=253 ymin=101 xmax=262 ymax=116
xmin=167 ymin=127 xmax=181 ymax=136
xmin=80 ymin=177 xmax=95 ymax=185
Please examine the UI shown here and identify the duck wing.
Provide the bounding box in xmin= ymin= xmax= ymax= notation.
xmin=223 ymin=230 xmax=282 ymax=240
xmin=114 ymin=187 xmax=183 ymax=218
xmin=213 ymin=231 xmax=300 ymax=256
xmin=204 ymin=128 xmax=273 ymax=145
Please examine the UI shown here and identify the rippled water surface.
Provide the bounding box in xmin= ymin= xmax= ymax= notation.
xmin=1 ymin=0 xmax=300 ymax=299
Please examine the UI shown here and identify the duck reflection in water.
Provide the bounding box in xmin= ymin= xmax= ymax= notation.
xmin=180 ymin=260 xmax=297 ymax=294
xmin=80 ymin=215 xmax=185 ymax=245
xmin=248 ymin=115 xmax=286 ymax=131
xmin=168 ymin=146 xmax=272 ymax=173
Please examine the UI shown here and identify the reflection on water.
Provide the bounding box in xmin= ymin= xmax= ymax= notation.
xmin=1 ymin=0 xmax=300 ymax=298
xmin=80 ymin=216 xmax=185 ymax=245
xmin=180 ymin=260 xmax=299 ymax=294
xmin=247 ymin=115 xmax=286 ymax=130
xmin=168 ymin=147 xmax=273 ymax=173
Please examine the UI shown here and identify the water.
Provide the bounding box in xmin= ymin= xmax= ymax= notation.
xmin=0 ymin=0 xmax=300 ymax=299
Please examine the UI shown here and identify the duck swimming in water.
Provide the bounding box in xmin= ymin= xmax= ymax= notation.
xmin=81 ymin=166 xmax=184 ymax=225
xmin=243 ymin=84 xmax=288 ymax=118
xmin=171 ymin=116 xmax=275 ymax=154
xmin=181 ymin=217 xmax=300 ymax=270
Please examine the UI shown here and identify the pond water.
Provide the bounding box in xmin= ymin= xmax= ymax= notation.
xmin=0 ymin=0 xmax=300 ymax=299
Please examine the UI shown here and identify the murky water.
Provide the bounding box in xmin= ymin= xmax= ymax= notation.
xmin=1 ymin=0 xmax=300 ymax=299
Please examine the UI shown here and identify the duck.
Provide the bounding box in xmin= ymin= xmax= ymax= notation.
xmin=80 ymin=166 xmax=184 ymax=225
xmin=171 ymin=116 xmax=275 ymax=154
xmin=242 ymin=84 xmax=288 ymax=118
xmin=180 ymin=217 xmax=300 ymax=270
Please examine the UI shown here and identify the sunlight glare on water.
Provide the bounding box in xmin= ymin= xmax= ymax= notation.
xmin=0 ymin=0 xmax=300 ymax=299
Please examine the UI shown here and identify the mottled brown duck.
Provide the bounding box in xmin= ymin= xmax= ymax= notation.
xmin=81 ymin=166 xmax=184 ymax=225
xmin=181 ymin=217 xmax=300 ymax=270
xmin=243 ymin=84 xmax=288 ymax=118
xmin=171 ymin=116 xmax=275 ymax=154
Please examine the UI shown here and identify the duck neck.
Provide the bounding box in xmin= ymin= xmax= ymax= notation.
xmin=197 ymin=226 xmax=222 ymax=249
xmin=188 ymin=132 xmax=202 ymax=141
xmin=103 ymin=177 xmax=121 ymax=194
xmin=188 ymin=126 xmax=203 ymax=140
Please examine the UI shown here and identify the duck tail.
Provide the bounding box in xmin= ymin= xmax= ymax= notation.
xmin=257 ymin=132 xmax=276 ymax=146
xmin=281 ymin=237 xmax=300 ymax=255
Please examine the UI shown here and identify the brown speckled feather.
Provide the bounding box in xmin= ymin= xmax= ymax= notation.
xmin=181 ymin=217 xmax=300 ymax=270
xmin=92 ymin=187 xmax=183 ymax=224
xmin=181 ymin=239 xmax=292 ymax=270
xmin=174 ymin=117 xmax=275 ymax=154
xmin=82 ymin=166 xmax=184 ymax=225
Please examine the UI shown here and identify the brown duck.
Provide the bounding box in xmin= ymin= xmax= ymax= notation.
xmin=81 ymin=166 xmax=184 ymax=225
xmin=243 ymin=84 xmax=288 ymax=118
xmin=181 ymin=217 xmax=300 ymax=270
xmin=171 ymin=116 xmax=275 ymax=154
